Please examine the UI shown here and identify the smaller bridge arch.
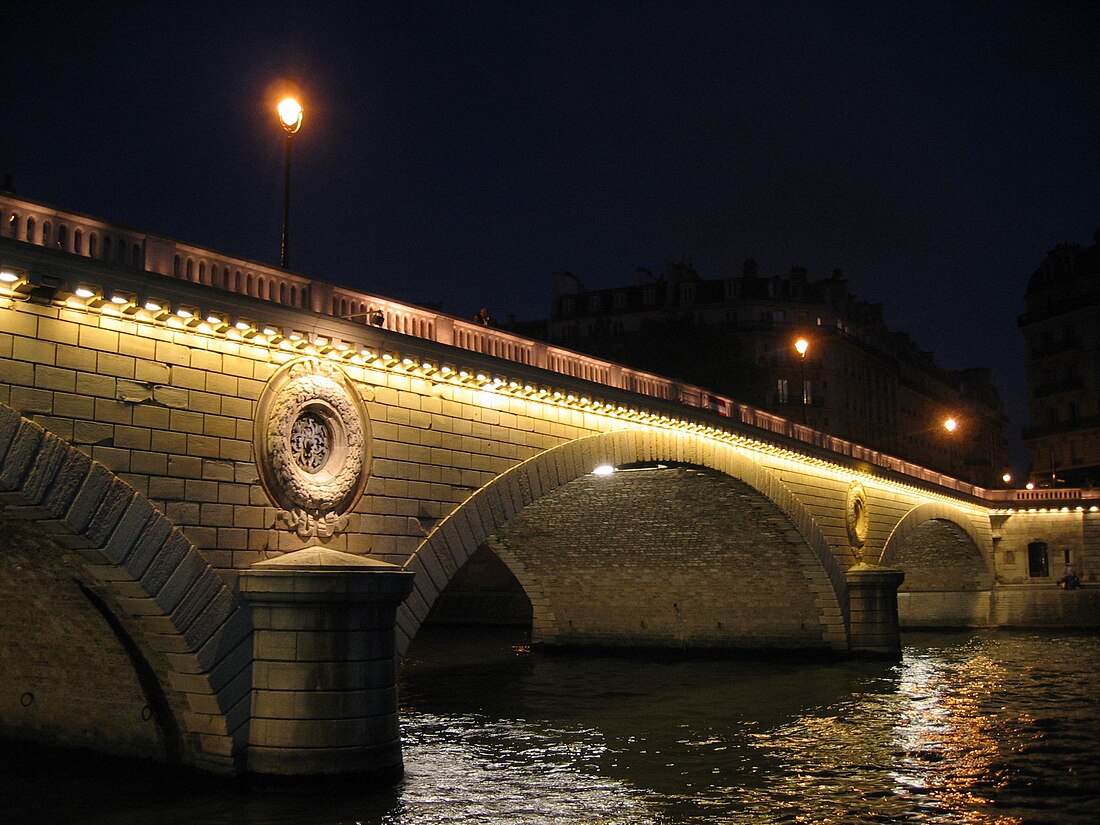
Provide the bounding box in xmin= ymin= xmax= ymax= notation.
xmin=399 ymin=429 xmax=850 ymax=657
xmin=880 ymin=502 xmax=995 ymax=627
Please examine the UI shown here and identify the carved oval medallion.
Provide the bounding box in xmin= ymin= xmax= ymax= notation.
xmin=845 ymin=480 xmax=870 ymax=549
xmin=254 ymin=358 xmax=371 ymax=536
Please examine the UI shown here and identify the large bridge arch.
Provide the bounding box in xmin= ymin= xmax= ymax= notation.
xmin=399 ymin=429 xmax=850 ymax=656
xmin=880 ymin=502 xmax=995 ymax=627
xmin=0 ymin=404 xmax=250 ymax=772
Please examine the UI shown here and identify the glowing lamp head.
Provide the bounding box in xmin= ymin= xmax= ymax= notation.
xmin=794 ymin=338 xmax=809 ymax=357
xmin=277 ymin=97 xmax=303 ymax=134
xmin=1002 ymin=472 xmax=1013 ymax=484
xmin=943 ymin=417 xmax=958 ymax=433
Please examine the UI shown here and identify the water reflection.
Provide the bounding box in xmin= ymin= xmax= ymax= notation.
xmin=397 ymin=629 xmax=1100 ymax=824
xmin=2 ymin=630 xmax=1097 ymax=824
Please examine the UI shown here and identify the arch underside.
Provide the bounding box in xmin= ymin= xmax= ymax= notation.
xmin=401 ymin=430 xmax=850 ymax=657
xmin=884 ymin=506 xmax=994 ymax=627
xmin=0 ymin=404 xmax=250 ymax=771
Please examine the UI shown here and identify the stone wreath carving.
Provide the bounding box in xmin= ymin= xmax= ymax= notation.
xmin=254 ymin=357 xmax=371 ymax=538
xmin=845 ymin=480 xmax=870 ymax=549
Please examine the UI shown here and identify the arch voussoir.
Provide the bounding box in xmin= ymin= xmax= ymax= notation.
xmin=0 ymin=403 xmax=251 ymax=772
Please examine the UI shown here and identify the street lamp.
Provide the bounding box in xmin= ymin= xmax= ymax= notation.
xmin=794 ymin=338 xmax=809 ymax=425
xmin=277 ymin=96 xmax=304 ymax=269
xmin=943 ymin=417 xmax=958 ymax=433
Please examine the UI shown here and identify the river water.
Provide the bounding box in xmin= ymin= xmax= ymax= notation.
xmin=3 ymin=629 xmax=1098 ymax=824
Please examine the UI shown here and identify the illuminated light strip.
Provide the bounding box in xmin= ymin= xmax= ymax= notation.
xmin=1 ymin=271 xmax=1041 ymax=508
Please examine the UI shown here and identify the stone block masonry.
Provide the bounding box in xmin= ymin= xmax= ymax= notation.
xmin=482 ymin=466 xmax=836 ymax=650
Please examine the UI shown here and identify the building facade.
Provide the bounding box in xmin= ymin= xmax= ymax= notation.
xmin=545 ymin=261 xmax=1010 ymax=487
xmin=1019 ymin=232 xmax=1100 ymax=487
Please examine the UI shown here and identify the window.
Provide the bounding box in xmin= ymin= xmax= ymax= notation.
xmin=613 ymin=291 xmax=626 ymax=310
xmin=7 ymin=213 xmax=17 ymax=238
xmin=1027 ymin=542 xmax=1049 ymax=578
xmin=74 ymin=229 xmax=83 ymax=254
xmin=25 ymin=217 xmax=35 ymax=242
xmin=777 ymin=378 xmax=789 ymax=404
xmin=173 ymin=253 xmax=180 ymax=276
xmin=587 ymin=294 xmax=602 ymax=312
xmin=89 ymin=234 xmax=97 ymax=257
xmin=57 ymin=224 xmax=67 ymax=250
xmin=103 ymin=236 xmax=112 ymax=260
xmin=803 ymin=380 xmax=813 ymax=405
xmin=42 ymin=221 xmax=51 ymax=245
xmin=643 ymin=288 xmax=656 ymax=306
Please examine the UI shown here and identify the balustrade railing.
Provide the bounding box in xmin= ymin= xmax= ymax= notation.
xmin=4 ymin=193 xmax=1078 ymax=505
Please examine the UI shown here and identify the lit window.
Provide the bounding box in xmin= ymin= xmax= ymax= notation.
xmin=777 ymin=378 xmax=789 ymax=404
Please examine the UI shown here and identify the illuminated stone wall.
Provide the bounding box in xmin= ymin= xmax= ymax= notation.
xmin=2 ymin=246 xmax=1090 ymax=649
xmin=489 ymin=467 xmax=832 ymax=649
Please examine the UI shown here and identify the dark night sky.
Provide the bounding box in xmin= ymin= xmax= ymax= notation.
xmin=5 ymin=1 xmax=1099 ymax=469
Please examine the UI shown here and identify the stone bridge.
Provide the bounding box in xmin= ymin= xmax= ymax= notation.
xmin=2 ymin=204 xmax=1098 ymax=779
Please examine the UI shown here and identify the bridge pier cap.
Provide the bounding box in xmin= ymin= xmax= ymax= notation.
xmin=239 ymin=547 xmax=414 ymax=778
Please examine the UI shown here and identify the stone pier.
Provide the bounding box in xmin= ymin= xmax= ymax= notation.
xmin=239 ymin=548 xmax=414 ymax=778
xmin=846 ymin=564 xmax=905 ymax=658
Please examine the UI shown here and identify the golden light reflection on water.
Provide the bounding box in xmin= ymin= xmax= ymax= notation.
xmin=890 ymin=651 xmax=1022 ymax=824
xmin=732 ymin=638 xmax=1091 ymax=825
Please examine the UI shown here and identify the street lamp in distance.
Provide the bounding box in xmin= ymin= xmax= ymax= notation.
xmin=794 ymin=338 xmax=810 ymax=425
xmin=943 ymin=417 xmax=959 ymax=433
xmin=277 ymin=96 xmax=304 ymax=269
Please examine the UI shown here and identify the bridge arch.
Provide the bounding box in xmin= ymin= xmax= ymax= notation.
xmin=398 ymin=429 xmax=849 ymax=656
xmin=880 ymin=503 xmax=995 ymax=627
xmin=879 ymin=502 xmax=993 ymax=576
xmin=0 ymin=404 xmax=250 ymax=772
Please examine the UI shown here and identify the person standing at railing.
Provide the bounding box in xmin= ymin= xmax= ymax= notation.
xmin=474 ymin=307 xmax=493 ymax=326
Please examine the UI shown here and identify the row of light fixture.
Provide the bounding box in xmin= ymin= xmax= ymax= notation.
xmin=2 ymin=266 xmax=1094 ymax=513
xmin=0 ymin=266 xmax=856 ymax=464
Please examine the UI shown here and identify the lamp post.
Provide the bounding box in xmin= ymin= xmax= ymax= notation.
xmin=794 ymin=337 xmax=809 ymax=425
xmin=277 ymin=96 xmax=303 ymax=269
